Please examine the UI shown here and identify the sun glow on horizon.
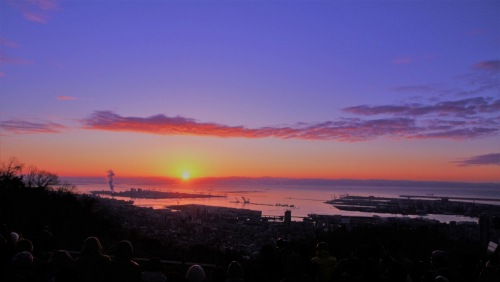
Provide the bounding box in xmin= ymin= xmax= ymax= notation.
xmin=182 ymin=172 xmax=190 ymax=179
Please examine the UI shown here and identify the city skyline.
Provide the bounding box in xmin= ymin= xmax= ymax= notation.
xmin=1 ymin=1 xmax=499 ymax=182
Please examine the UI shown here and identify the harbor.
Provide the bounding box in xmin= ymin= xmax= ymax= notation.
xmin=327 ymin=195 xmax=500 ymax=217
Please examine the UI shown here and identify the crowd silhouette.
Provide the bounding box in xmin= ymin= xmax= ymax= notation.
xmin=0 ymin=160 xmax=499 ymax=281
xmin=1 ymin=224 xmax=499 ymax=282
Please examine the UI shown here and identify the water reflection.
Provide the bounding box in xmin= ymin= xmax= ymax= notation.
xmin=76 ymin=183 xmax=485 ymax=223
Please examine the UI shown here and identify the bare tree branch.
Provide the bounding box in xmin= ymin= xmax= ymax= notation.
xmin=23 ymin=166 xmax=60 ymax=189
xmin=57 ymin=181 xmax=77 ymax=193
xmin=0 ymin=157 xmax=24 ymax=178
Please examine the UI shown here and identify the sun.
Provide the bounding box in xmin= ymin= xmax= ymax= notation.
xmin=182 ymin=172 xmax=190 ymax=180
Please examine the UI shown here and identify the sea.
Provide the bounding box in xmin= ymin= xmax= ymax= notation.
xmin=64 ymin=177 xmax=500 ymax=224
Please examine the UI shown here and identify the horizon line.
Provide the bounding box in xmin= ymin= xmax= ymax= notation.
xmin=59 ymin=175 xmax=500 ymax=185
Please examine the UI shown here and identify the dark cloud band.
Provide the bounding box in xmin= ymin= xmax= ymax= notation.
xmin=0 ymin=120 xmax=69 ymax=134
xmin=342 ymin=97 xmax=500 ymax=117
xmin=451 ymin=153 xmax=500 ymax=167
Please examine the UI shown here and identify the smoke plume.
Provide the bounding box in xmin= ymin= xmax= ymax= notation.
xmin=107 ymin=170 xmax=115 ymax=192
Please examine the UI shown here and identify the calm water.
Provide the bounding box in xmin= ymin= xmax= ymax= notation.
xmin=70 ymin=180 xmax=500 ymax=223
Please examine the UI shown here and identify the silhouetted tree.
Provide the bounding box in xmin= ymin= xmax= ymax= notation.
xmin=1 ymin=157 xmax=24 ymax=176
xmin=0 ymin=157 xmax=24 ymax=189
xmin=23 ymin=165 xmax=60 ymax=189
xmin=1 ymin=157 xmax=123 ymax=251
xmin=57 ymin=180 xmax=77 ymax=193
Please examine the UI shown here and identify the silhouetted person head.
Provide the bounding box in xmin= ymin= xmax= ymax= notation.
xmin=144 ymin=257 xmax=166 ymax=272
xmin=71 ymin=238 xmax=110 ymax=282
xmin=115 ymin=240 xmax=133 ymax=260
xmin=186 ymin=265 xmax=205 ymax=282
xmin=80 ymin=237 xmax=103 ymax=255
xmin=316 ymin=242 xmax=329 ymax=252
xmin=10 ymin=251 xmax=33 ymax=269
xmin=10 ymin=233 xmax=19 ymax=244
xmin=15 ymin=239 xmax=33 ymax=254
xmin=227 ymin=261 xmax=244 ymax=279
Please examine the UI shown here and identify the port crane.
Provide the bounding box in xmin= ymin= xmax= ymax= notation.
xmin=242 ymin=197 xmax=250 ymax=204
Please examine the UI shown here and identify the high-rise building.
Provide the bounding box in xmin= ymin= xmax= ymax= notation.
xmin=284 ymin=210 xmax=291 ymax=228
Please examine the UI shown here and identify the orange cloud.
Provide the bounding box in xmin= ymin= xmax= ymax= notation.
xmin=57 ymin=96 xmax=77 ymax=100
xmin=81 ymin=107 xmax=499 ymax=142
xmin=82 ymin=111 xmax=423 ymax=142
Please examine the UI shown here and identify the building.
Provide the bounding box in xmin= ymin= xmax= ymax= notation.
xmin=284 ymin=210 xmax=291 ymax=228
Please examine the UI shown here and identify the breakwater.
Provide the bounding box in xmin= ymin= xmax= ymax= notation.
xmin=91 ymin=188 xmax=226 ymax=199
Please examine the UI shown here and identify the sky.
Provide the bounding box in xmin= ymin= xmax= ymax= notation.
xmin=1 ymin=0 xmax=499 ymax=182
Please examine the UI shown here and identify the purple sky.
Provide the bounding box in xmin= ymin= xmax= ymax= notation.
xmin=1 ymin=1 xmax=499 ymax=181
